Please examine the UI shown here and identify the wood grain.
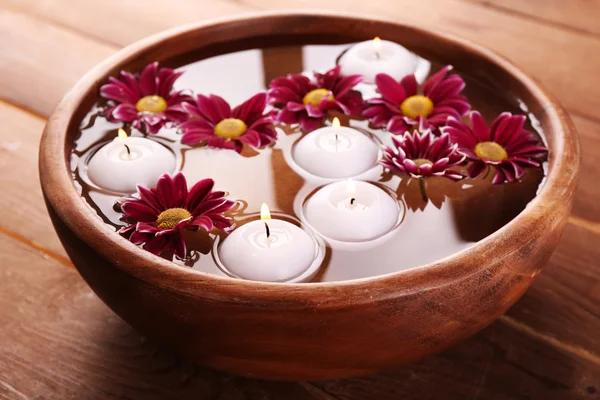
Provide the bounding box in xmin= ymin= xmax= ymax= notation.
xmin=2 ymin=0 xmax=254 ymax=46
xmin=314 ymin=318 xmax=600 ymax=400
xmin=571 ymin=115 xmax=600 ymax=222
xmin=2 ymin=230 xmax=600 ymax=399
xmin=6 ymin=0 xmax=599 ymax=122
xmin=507 ymin=222 xmax=600 ymax=354
xmin=39 ymin=12 xmax=579 ymax=380
xmin=473 ymin=0 xmax=600 ymax=36
xmin=0 ymin=9 xmax=115 ymax=116
xmin=0 ymin=100 xmax=69 ymax=264
xmin=0 ymin=233 xmax=316 ymax=400
xmin=0 ymin=0 xmax=597 ymax=396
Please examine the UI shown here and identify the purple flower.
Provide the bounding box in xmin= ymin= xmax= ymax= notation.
xmin=180 ymin=93 xmax=277 ymax=153
xmin=118 ymin=173 xmax=235 ymax=258
xmin=381 ymin=130 xmax=465 ymax=181
xmin=268 ymin=66 xmax=364 ymax=131
xmin=445 ymin=111 xmax=548 ymax=184
xmin=363 ymin=66 xmax=470 ymax=134
xmin=100 ymin=62 xmax=193 ymax=134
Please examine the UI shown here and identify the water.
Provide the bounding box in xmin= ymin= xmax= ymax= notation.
xmin=70 ymin=44 xmax=545 ymax=282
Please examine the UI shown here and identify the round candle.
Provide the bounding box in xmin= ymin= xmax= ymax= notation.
xmin=339 ymin=37 xmax=431 ymax=84
xmin=292 ymin=118 xmax=379 ymax=179
xmin=87 ymin=129 xmax=176 ymax=193
xmin=219 ymin=203 xmax=317 ymax=282
xmin=304 ymin=180 xmax=399 ymax=242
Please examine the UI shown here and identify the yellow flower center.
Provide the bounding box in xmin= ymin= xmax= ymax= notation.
xmin=474 ymin=141 xmax=508 ymax=161
xmin=413 ymin=159 xmax=433 ymax=167
xmin=156 ymin=208 xmax=192 ymax=230
xmin=400 ymin=95 xmax=434 ymax=119
xmin=303 ymin=88 xmax=335 ymax=107
xmin=214 ymin=118 xmax=248 ymax=139
xmin=135 ymin=95 xmax=168 ymax=113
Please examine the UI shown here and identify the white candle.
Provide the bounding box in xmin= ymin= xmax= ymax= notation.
xmin=218 ymin=203 xmax=319 ymax=282
xmin=292 ymin=118 xmax=380 ymax=179
xmin=87 ymin=129 xmax=176 ymax=193
xmin=303 ymin=180 xmax=399 ymax=242
xmin=339 ymin=37 xmax=431 ymax=84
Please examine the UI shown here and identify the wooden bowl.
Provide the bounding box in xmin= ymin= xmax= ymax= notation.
xmin=39 ymin=11 xmax=580 ymax=381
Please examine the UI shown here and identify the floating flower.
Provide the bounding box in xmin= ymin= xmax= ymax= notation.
xmin=363 ymin=66 xmax=470 ymax=134
xmin=100 ymin=62 xmax=192 ymax=134
xmin=268 ymin=66 xmax=364 ymax=131
xmin=445 ymin=111 xmax=548 ymax=184
xmin=381 ymin=130 xmax=466 ymax=181
xmin=118 ymin=173 xmax=235 ymax=258
xmin=180 ymin=92 xmax=277 ymax=153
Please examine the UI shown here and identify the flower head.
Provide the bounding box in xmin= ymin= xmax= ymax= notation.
xmin=118 ymin=173 xmax=235 ymax=258
xmin=268 ymin=66 xmax=364 ymax=131
xmin=381 ymin=130 xmax=465 ymax=181
xmin=180 ymin=92 xmax=277 ymax=153
xmin=445 ymin=111 xmax=548 ymax=184
xmin=363 ymin=66 xmax=470 ymax=134
xmin=100 ymin=62 xmax=193 ymax=134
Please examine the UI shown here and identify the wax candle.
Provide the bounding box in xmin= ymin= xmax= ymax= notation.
xmin=292 ymin=118 xmax=380 ymax=179
xmin=218 ymin=203 xmax=319 ymax=282
xmin=87 ymin=129 xmax=176 ymax=193
xmin=303 ymin=180 xmax=400 ymax=242
xmin=339 ymin=37 xmax=431 ymax=84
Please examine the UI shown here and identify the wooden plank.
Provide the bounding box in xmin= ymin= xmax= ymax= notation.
xmin=1 ymin=2 xmax=599 ymax=224
xmin=244 ymin=0 xmax=600 ymax=122
xmin=2 ymin=0 xmax=255 ymax=46
xmin=4 ymin=0 xmax=600 ymax=123
xmin=0 ymin=100 xmax=70 ymax=265
xmin=0 ymin=9 xmax=115 ymax=116
xmin=506 ymin=221 xmax=600 ymax=354
xmin=2 ymin=230 xmax=600 ymax=399
xmin=571 ymin=115 xmax=600 ymax=222
xmin=0 ymin=233 xmax=317 ymax=400
xmin=314 ymin=318 xmax=600 ymax=400
xmin=472 ymin=0 xmax=600 ymax=36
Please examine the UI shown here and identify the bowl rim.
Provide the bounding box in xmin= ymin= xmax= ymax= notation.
xmin=39 ymin=10 xmax=580 ymax=302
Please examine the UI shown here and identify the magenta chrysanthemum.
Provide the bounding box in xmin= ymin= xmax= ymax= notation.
xmin=180 ymin=92 xmax=277 ymax=153
xmin=363 ymin=66 xmax=470 ymax=134
xmin=118 ymin=173 xmax=235 ymax=258
xmin=268 ymin=65 xmax=364 ymax=131
xmin=445 ymin=111 xmax=548 ymax=184
xmin=100 ymin=62 xmax=193 ymax=134
xmin=381 ymin=130 xmax=466 ymax=181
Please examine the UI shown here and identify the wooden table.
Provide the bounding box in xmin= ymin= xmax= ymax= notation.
xmin=1 ymin=1 xmax=599 ymax=398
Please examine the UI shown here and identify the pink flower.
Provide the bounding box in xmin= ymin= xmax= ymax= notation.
xmin=118 ymin=173 xmax=235 ymax=258
xmin=100 ymin=62 xmax=193 ymax=134
xmin=381 ymin=130 xmax=465 ymax=181
xmin=363 ymin=66 xmax=470 ymax=134
xmin=445 ymin=111 xmax=548 ymax=184
xmin=180 ymin=93 xmax=277 ymax=153
xmin=268 ymin=66 xmax=364 ymax=131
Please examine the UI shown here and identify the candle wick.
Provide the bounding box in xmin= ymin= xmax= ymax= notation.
xmin=124 ymin=144 xmax=131 ymax=155
xmin=375 ymin=51 xmax=381 ymax=60
xmin=264 ymin=221 xmax=271 ymax=247
xmin=335 ymin=134 xmax=339 ymax=152
xmin=350 ymin=197 xmax=356 ymax=206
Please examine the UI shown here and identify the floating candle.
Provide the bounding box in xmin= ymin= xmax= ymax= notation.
xmin=87 ymin=129 xmax=176 ymax=193
xmin=338 ymin=37 xmax=431 ymax=84
xmin=218 ymin=203 xmax=319 ymax=282
xmin=304 ymin=180 xmax=400 ymax=242
xmin=292 ymin=118 xmax=379 ymax=179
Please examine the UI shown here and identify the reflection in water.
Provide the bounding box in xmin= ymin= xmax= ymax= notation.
xmin=71 ymin=44 xmax=546 ymax=282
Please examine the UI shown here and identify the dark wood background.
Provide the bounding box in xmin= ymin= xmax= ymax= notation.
xmin=1 ymin=0 xmax=599 ymax=398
